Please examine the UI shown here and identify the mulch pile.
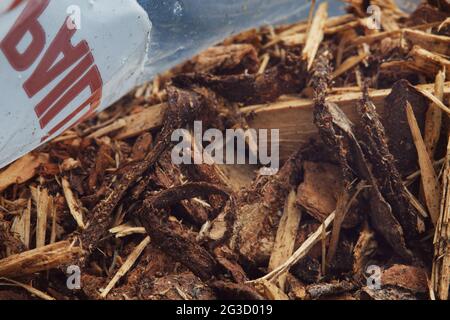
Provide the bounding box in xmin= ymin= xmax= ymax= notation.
xmin=0 ymin=0 xmax=449 ymax=300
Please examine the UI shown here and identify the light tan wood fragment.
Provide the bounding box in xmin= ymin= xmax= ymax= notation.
xmin=408 ymin=46 xmax=450 ymax=79
xmin=0 ymin=241 xmax=81 ymax=277
xmin=302 ymin=2 xmax=328 ymax=70
xmin=268 ymin=190 xmax=302 ymax=291
xmin=61 ymin=177 xmax=85 ymax=229
xmin=87 ymin=119 xmax=127 ymax=139
xmin=100 ymin=236 xmax=150 ymax=298
xmin=403 ymin=29 xmax=450 ymax=56
xmin=0 ymin=153 xmax=49 ymax=192
xmin=115 ymin=103 xmax=167 ymax=139
xmin=406 ymin=102 xmax=441 ymax=225
xmin=35 ymin=188 xmax=51 ymax=248
xmin=244 ymin=82 xmax=450 ymax=161
xmin=332 ymin=52 xmax=368 ymax=79
xmin=424 ymin=69 xmax=445 ymax=159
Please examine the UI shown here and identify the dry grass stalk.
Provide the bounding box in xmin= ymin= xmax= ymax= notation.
xmin=406 ymin=102 xmax=441 ymax=225
xmin=417 ymin=85 xmax=450 ymax=116
xmin=268 ymin=190 xmax=302 ymax=291
xmin=405 ymin=158 xmax=446 ymax=185
xmin=0 ymin=241 xmax=81 ymax=277
xmin=302 ymin=2 xmax=328 ymax=70
xmin=254 ymin=212 xmax=334 ymax=283
xmin=0 ymin=153 xmax=49 ymax=192
xmin=0 ymin=277 xmax=55 ymax=300
xmin=100 ymin=236 xmax=150 ymax=298
xmin=424 ymin=69 xmax=446 ymax=158
xmin=432 ymin=139 xmax=450 ymax=300
xmin=61 ymin=177 xmax=85 ymax=229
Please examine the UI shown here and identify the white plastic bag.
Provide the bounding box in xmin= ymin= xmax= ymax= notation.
xmin=0 ymin=0 xmax=151 ymax=168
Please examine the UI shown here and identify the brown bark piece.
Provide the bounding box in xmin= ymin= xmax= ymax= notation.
xmin=181 ymin=44 xmax=259 ymax=75
xmin=80 ymin=87 xmax=208 ymax=253
xmin=173 ymin=53 xmax=306 ymax=105
xmin=382 ymin=264 xmax=428 ymax=294
xmin=358 ymin=90 xmax=423 ymax=240
xmin=297 ymin=162 xmax=339 ymax=219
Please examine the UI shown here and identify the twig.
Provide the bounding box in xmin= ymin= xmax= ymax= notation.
xmin=100 ymin=236 xmax=150 ymax=298
xmin=251 ymin=212 xmax=334 ymax=283
xmin=0 ymin=277 xmax=55 ymax=300
xmin=61 ymin=177 xmax=85 ymax=229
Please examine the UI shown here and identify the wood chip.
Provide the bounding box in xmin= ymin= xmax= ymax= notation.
xmin=302 ymin=2 xmax=328 ymax=70
xmin=0 ymin=241 xmax=81 ymax=277
xmin=244 ymin=82 xmax=450 ymax=161
xmin=35 ymin=187 xmax=51 ymax=248
xmin=408 ymin=46 xmax=450 ymax=79
xmin=61 ymin=177 xmax=85 ymax=229
xmin=268 ymin=190 xmax=302 ymax=291
xmin=403 ymin=29 xmax=450 ymax=56
xmin=332 ymin=52 xmax=368 ymax=79
xmin=10 ymin=198 xmax=31 ymax=249
xmin=115 ymin=103 xmax=167 ymax=139
xmin=424 ymin=69 xmax=446 ymax=157
xmin=86 ymin=119 xmax=127 ymax=139
xmin=0 ymin=153 xmax=49 ymax=192
xmin=406 ymin=102 xmax=441 ymax=225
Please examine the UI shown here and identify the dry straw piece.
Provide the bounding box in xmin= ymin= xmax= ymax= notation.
xmin=406 ymin=102 xmax=441 ymax=225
